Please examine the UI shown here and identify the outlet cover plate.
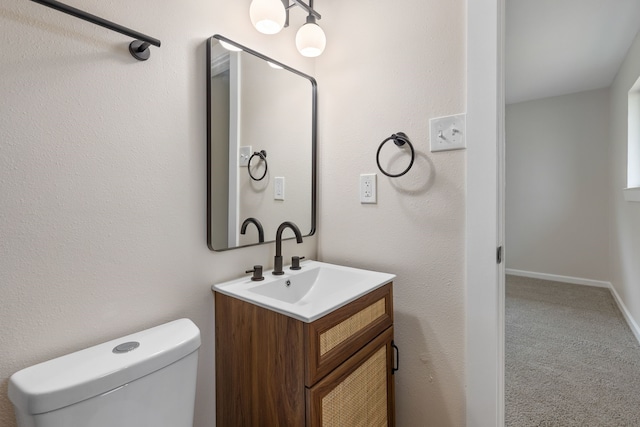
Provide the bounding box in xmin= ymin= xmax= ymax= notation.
xmin=430 ymin=114 xmax=466 ymax=152
xmin=274 ymin=176 xmax=285 ymax=200
xmin=360 ymin=173 xmax=377 ymax=204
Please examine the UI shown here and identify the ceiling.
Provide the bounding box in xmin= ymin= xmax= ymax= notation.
xmin=506 ymin=0 xmax=640 ymax=104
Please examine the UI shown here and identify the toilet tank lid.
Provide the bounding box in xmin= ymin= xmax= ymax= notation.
xmin=8 ymin=318 xmax=201 ymax=416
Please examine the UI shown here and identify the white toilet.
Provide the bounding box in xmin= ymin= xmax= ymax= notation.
xmin=8 ymin=318 xmax=201 ymax=427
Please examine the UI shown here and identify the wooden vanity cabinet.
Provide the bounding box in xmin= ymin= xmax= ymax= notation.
xmin=214 ymin=282 xmax=395 ymax=426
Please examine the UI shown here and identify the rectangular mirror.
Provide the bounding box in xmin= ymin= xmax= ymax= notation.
xmin=207 ymin=35 xmax=317 ymax=251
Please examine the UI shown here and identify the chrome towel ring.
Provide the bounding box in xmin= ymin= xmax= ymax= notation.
xmin=248 ymin=150 xmax=268 ymax=181
xmin=376 ymin=132 xmax=415 ymax=178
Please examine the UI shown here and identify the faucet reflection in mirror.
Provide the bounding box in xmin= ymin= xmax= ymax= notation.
xmin=206 ymin=35 xmax=317 ymax=251
xmin=249 ymin=0 xmax=326 ymax=57
xmin=240 ymin=217 xmax=265 ymax=243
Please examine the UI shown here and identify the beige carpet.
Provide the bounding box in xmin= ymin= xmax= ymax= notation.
xmin=506 ymin=275 xmax=640 ymax=426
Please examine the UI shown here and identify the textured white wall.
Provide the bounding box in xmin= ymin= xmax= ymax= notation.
xmin=316 ymin=0 xmax=467 ymax=425
xmin=610 ymin=30 xmax=640 ymax=330
xmin=505 ymin=89 xmax=611 ymax=281
xmin=1 ymin=0 xmax=470 ymax=425
xmin=0 ymin=1 xmax=317 ymax=426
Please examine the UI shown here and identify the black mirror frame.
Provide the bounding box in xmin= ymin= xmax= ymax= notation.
xmin=206 ymin=34 xmax=317 ymax=251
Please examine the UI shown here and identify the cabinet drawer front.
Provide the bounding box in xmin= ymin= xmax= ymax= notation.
xmin=305 ymin=283 xmax=393 ymax=386
xmin=306 ymin=327 xmax=395 ymax=427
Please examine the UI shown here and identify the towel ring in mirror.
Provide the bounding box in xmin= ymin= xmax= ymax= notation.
xmin=248 ymin=150 xmax=268 ymax=181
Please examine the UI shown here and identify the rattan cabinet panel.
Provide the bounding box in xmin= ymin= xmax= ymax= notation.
xmin=306 ymin=327 xmax=395 ymax=427
xmin=214 ymin=282 xmax=395 ymax=426
xmin=305 ymin=283 xmax=393 ymax=386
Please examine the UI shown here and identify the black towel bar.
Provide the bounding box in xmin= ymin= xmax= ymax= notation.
xmin=30 ymin=0 xmax=161 ymax=61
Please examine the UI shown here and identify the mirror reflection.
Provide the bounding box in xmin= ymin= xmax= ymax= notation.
xmin=207 ymin=35 xmax=316 ymax=251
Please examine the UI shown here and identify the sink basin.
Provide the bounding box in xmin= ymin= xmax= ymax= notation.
xmin=212 ymin=260 xmax=395 ymax=322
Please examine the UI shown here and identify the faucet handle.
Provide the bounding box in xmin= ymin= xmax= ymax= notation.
xmin=245 ymin=265 xmax=264 ymax=281
xmin=290 ymin=256 xmax=305 ymax=270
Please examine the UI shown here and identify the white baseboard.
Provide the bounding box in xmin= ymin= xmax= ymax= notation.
xmin=506 ymin=268 xmax=640 ymax=345
xmin=608 ymin=284 xmax=640 ymax=345
xmin=505 ymin=269 xmax=611 ymax=288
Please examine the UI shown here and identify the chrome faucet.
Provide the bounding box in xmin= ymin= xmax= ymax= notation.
xmin=240 ymin=217 xmax=265 ymax=243
xmin=273 ymin=221 xmax=303 ymax=275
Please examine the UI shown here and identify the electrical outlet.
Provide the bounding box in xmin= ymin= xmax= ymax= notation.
xmin=430 ymin=114 xmax=466 ymax=152
xmin=274 ymin=176 xmax=285 ymax=200
xmin=360 ymin=173 xmax=377 ymax=204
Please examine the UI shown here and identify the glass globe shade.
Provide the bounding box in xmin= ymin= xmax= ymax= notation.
xmin=249 ymin=0 xmax=286 ymax=35
xmin=295 ymin=22 xmax=326 ymax=57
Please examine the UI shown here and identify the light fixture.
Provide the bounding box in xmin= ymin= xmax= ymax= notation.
xmin=267 ymin=61 xmax=284 ymax=69
xmin=249 ymin=0 xmax=287 ymax=35
xmin=219 ymin=40 xmax=242 ymax=52
xmin=250 ymin=0 xmax=326 ymax=57
xmin=295 ymin=14 xmax=326 ymax=57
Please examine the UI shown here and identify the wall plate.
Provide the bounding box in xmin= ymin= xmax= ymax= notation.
xmin=360 ymin=173 xmax=377 ymax=204
xmin=239 ymin=146 xmax=252 ymax=166
xmin=274 ymin=177 xmax=285 ymax=200
xmin=430 ymin=114 xmax=466 ymax=152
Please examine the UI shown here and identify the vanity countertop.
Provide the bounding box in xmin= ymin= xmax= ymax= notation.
xmin=212 ymin=260 xmax=395 ymax=322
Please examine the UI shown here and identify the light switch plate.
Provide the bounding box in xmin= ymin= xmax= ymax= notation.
xmin=239 ymin=146 xmax=252 ymax=166
xmin=430 ymin=114 xmax=466 ymax=152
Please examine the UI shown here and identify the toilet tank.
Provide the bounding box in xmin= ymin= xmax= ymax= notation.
xmin=8 ymin=318 xmax=201 ymax=427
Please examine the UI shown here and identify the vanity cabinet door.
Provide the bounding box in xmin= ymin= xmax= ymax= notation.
xmin=305 ymin=283 xmax=393 ymax=386
xmin=306 ymin=327 xmax=395 ymax=427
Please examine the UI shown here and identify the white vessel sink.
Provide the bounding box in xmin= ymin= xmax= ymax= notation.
xmin=212 ymin=260 xmax=395 ymax=322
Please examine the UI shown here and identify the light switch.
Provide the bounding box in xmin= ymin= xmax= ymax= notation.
xmin=239 ymin=146 xmax=252 ymax=166
xmin=430 ymin=114 xmax=466 ymax=152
